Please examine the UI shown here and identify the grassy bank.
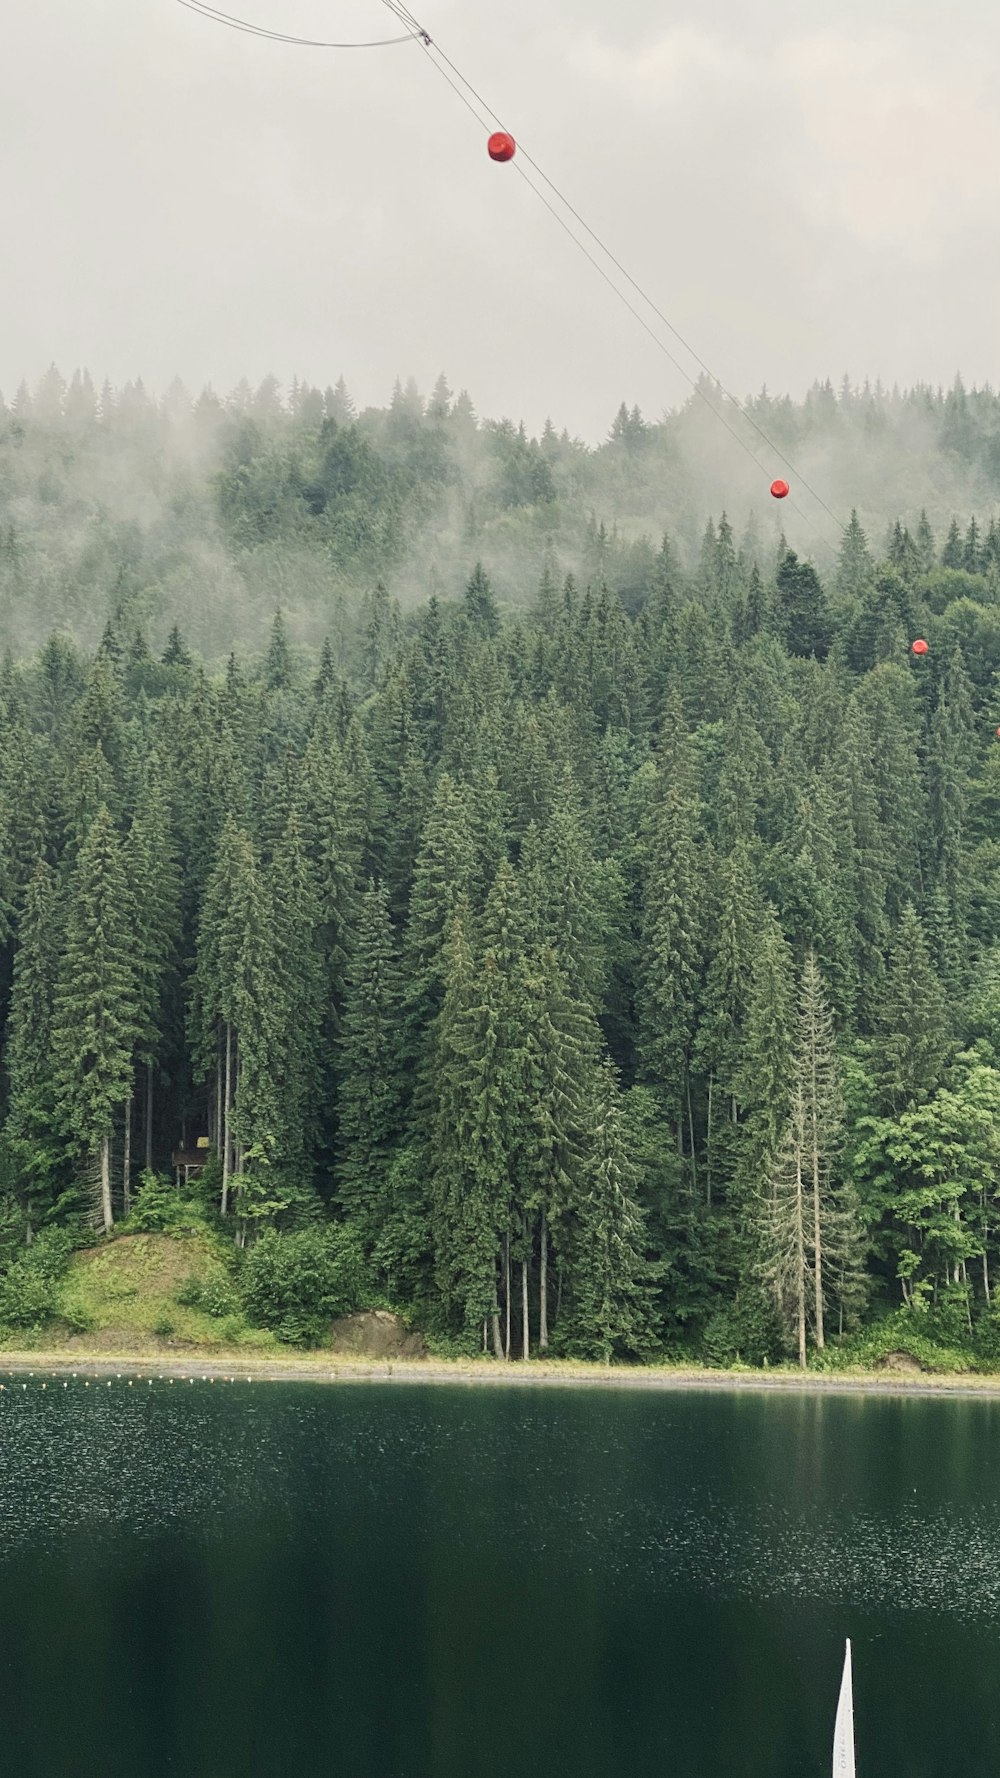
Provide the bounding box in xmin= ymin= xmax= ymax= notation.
xmin=3 ymin=1229 xmax=999 ymax=1394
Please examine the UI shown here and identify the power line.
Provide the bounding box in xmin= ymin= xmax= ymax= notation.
xmin=411 ymin=45 xmax=790 ymax=492
xmin=382 ymin=2 xmax=844 ymax=540
xmin=174 ymin=0 xmax=420 ymax=50
xmin=173 ymin=0 xmax=844 ymax=543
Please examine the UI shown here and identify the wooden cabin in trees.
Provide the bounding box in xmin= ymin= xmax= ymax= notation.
xmin=172 ymin=1137 xmax=210 ymax=1188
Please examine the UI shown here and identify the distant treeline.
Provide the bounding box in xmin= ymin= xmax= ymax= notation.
xmin=3 ymin=364 xmax=1000 ymax=660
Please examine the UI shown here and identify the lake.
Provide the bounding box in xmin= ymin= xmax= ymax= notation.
xmin=1 ymin=1376 xmax=999 ymax=1777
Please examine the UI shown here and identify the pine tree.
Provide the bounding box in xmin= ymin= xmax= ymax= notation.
xmin=51 ymin=807 xmax=138 ymax=1232
xmin=2 ymin=861 xmax=63 ymax=1234
xmin=337 ymin=880 xmax=402 ymax=1254
xmin=829 ymin=512 xmax=868 ymax=600
xmin=639 ymin=710 xmax=703 ymax=1182
xmin=774 ymin=552 xmax=833 ymax=659
xmin=463 ymin=562 xmax=500 ymax=638
xmin=694 ymin=839 xmax=762 ymax=1206
xmin=518 ymin=772 xmax=611 ymax=1009
xmin=428 ymin=905 xmax=511 ymax=1352
xmin=760 ymin=953 xmax=855 ymax=1365
xmin=402 ymin=773 xmax=476 ymax=1061
xmin=265 ymin=608 xmax=293 ymax=690
xmin=267 ymin=807 xmax=324 ymax=1215
xmin=942 ymin=518 xmax=964 ymax=570
xmin=126 ymin=763 xmax=182 ymax=1189
xmin=519 ymin=943 xmax=603 ymax=1352
xmin=227 ymin=834 xmax=285 ymax=1241
xmin=875 ymin=903 xmax=951 ymax=1111
xmin=191 ymin=816 xmax=247 ymax=1216
xmin=734 ymin=905 xmax=796 ymax=1207
xmin=565 ymin=1061 xmax=656 ymax=1362
xmin=915 ymin=510 xmax=936 ymax=573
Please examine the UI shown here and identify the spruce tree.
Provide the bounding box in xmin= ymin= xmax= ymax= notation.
xmin=774 ymin=552 xmax=833 ymax=660
xmin=2 ymin=860 xmax=63 ymax=1234
xmin=51 ymin=806 xmax=138 ymax=1233
xmin=127 ymin=763 xmax=181 ymax=1179
xmin=402 ymin=773 xmax=476 ymax=1061
xmin=835 ymin=509 xmax=874 ymax=599
xmin=566 ymin=1061 xmax=656 ymax=1362
xmin=639 ymin=709 xmax=703 ymax=1182
xmin=761 ymin=952 xmax=855 ymax=1364
xmin=267 ymin=807 xmax=324 ymax=1215
xmin=337 ymin=879 xmax=402 ymax=1255
xmin=875 ymin=903 xmax=951 ymax=1111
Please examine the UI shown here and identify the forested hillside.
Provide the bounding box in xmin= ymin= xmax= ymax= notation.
xmin=2 ymin=368 xmax=1000 ymax=1365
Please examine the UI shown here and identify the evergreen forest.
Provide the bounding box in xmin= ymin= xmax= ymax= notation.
xmin=3 ymin=366 xmax=1000 ymax=1367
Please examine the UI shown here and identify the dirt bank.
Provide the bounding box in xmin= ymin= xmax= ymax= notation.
xmin=3 ymin=1349 xmax=1000 ymax=1397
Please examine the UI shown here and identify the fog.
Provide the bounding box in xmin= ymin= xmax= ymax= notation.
xmin=1 ymin=367 xmax=997 ymax=664
xmin=3 ymin=0 xmax=999 ymax=441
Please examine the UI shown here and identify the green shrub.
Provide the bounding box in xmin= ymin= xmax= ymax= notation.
xmin=240 ymin=1224 xmax=369 ymax=1346
xmin=152 ymin=1313 xmax=175 ymax=1338
xmin=61 ymin=1303 xmax=96 ymax=1335
xmin=124 ymin=1172 xmax=205 ymax=1234
xmin=701 ymin=1287 xmax=784 ymax=1368
xmin=815 ymin=1307 xmax=981 ymax=1375
xmin=201 ymin=1274 xmax=239 ymax=1318
xmin=174 ymin=1271 xmax=239 ymax=1318
xmin=0 ymin=1227 xmax=75 ymax=1329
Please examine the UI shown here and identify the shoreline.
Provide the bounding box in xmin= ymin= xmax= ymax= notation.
xmin=3 ymin=1349 xmax=1000 ymax=1398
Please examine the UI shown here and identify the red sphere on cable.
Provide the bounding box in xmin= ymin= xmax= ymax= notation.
xmin=488 ymin=131 xmax=516 ymax=163
xmin=770 ymin=479 xmax=790 ymax=500
xmin=911 ymin=638 xmax=929 ymax=656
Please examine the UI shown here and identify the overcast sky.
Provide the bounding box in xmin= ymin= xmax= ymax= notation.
xmin=2 ymin=0 xmax=998 ymax=440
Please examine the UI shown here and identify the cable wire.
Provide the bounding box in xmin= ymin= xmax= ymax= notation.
xmin=175 ymin=0 xmax=844 ymax=540
xmin=174 ymin=0 xmax=420 ymax=50
xmin=415 ymin=46 xmax=788 ymax=490
xmin=383 ymin=2 xmax=843 ymax=538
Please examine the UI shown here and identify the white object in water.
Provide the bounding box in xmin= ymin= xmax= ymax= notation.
xmin=833 ymin=1639 xmax=855 ymax=1778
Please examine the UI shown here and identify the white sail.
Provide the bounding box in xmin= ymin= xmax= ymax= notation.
xmin=832 ymin=1639 xmax=856 ymax=1778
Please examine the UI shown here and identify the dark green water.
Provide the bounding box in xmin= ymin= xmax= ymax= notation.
xmin=1 ymin=1379 xmax=1000 ymax=1777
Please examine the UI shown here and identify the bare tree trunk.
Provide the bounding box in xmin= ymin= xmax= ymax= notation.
xmin=705 ymin=1070 xmax=714 ymax=1209
xmin=504 ymin=1232 xmax=511 ymax=1361
xmin=482 ymin=1319 xmax=488 ymax=1354
xmin=686 ymin=1074 xmax=698 ymax=1196
xmin=221 ymin=1021 xmax=232 ymax=1216
xmin=796 ymin=1151 xmax=807 ymax=1371
xmin=811 ymin=1119 xmax=825 ymax=1351
xmin=539 ymin=1207 xmax=549 ymax=1352
xmin=983 ymin=1197 xmax=991 ymax=1306
xmin=145 ymin=1060 xmax=154 ymax=1174
xmin=215 ymin=1028 xmax=223 ymax=1154
xmin=123 ymin=1092 xmax=132 ymax=1214
xmin=491 ymin=1272 xmax=503 ymax=1360
xmin=100 ymin=1134 xmax=113 ymax=1235
xmin=521 ymin=1239 xmax=529 ymax=1362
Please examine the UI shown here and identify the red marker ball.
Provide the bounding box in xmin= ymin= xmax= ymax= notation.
xmin=488 ymin=131 xmax=516 ymax=163
xmin=770 ymin=479 xmax=790 ymax=500
xmin=911 ymin=638 xmax=929 ymax=656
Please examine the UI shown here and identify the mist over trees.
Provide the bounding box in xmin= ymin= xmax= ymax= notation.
xmin=1 ymin=365 xmax=1000 ymax=1363
xmin=4 ymin=365 xmax=1000 ymax=660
